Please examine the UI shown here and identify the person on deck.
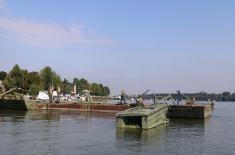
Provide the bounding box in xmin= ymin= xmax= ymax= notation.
xmin=120 ymin=90 xmax=126 ymax=104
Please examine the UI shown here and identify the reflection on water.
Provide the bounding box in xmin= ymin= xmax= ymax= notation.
xmin=115 ymin=119 xmax=207 ymax=155
xmin=0 ymin=102 xmax=234 ymax=155
xmin=116 ymin=124 xmax=167 ymax=142
xmin=116 ymin=118 xmax=207 ymax=140
xmin=0 ymin=109 xmax=116 ymax=122
xmin=0 ymin=110 xmax=28 ymax=121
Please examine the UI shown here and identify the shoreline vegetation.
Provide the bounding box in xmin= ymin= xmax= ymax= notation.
xmin=140 ymin=92 xmax=235 ymax=102
xmin=0 ymin=64 xmax=110 ymax=97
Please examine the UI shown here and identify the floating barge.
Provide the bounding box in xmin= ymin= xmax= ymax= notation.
xmin=0 ymin=99 xmax=129 ymax=112
xmin=0 ymin=99 xmax=47 ymax=110
xmin=116 ymin=104 xmax=169 ymax=130
xmin=0 ymin=99 xmax=214 ymax=119
xmin=167 ymin=103 xmax=214 ymax=119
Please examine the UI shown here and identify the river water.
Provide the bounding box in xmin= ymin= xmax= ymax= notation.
xmin=0 ymin=102 xmax=234 ymax=155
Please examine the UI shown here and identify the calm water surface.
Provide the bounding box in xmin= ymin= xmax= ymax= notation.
xmin=0 ymin=102 xmax=234 ymax=155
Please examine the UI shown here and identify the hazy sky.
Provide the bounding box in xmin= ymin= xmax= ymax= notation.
xmin=1 ymin=0 xmax=235 ymax=95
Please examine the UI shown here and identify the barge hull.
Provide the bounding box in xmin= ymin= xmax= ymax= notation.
xmin=0 ymin=100 xmax=213 ymax=119
xmin=167 ymin=104 xmax=213 ymax=119
xmin=0 ymin=99 xmax=129 ymax=112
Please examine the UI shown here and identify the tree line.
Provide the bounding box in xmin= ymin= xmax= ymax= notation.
xmin=142 ymin=92 xmax=235 ymax=102
xmin=0 ymin=64 xmax=110 ymax=96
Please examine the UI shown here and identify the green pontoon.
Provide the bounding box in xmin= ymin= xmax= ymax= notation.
xmin=116 ymin=104 xmax=169 ymax=130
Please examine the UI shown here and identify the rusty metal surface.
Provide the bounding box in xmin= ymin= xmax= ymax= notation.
xmin=48 ymin=103 xmax=130 ymax=112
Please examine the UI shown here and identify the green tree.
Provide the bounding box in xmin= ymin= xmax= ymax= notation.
xmin=73 ymin=78 xmax=81 ymax=93
xmin=1 ymin=65 xmax=111 ymax=97
xmin=0 ymin=71 xmax=7 ymax=81
xmin=27 ymin=72 xmax=43 ymax=95
xmin=103 ymin=86 xmax=110 ymax=96
xmin=99 ymin=84 xmax=105 ymax=96
xmin=230 ymin=93 xmax=235 ymax=101
xmin=40 ymin=67 xmax=61 ymax=91
xmin=90 ymin=83 xmax=100 ymax=95
xmin=222 ymin=92 xmax=230 ymax=101
xmin=21 ymin=69 xmax=30 ymax=93
xmin=40 ymin=67 xmax=61 ymax=103
xmin=80 ymin=78 xmax=90 ymax=90
xmin=61 ymin=78 xmax=72 ymax=94
xmin=3 ymin=64 xmax=24 ymax=90
xmin=40 ymin=66 xmax=53 ymax=90
xmin=28 ymin=72 xmax=42 ymax=86
xmin=52 ymin=71 xmax=61 ymax=90
xmin=29 ymin=84 xmax=41 ymax=96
